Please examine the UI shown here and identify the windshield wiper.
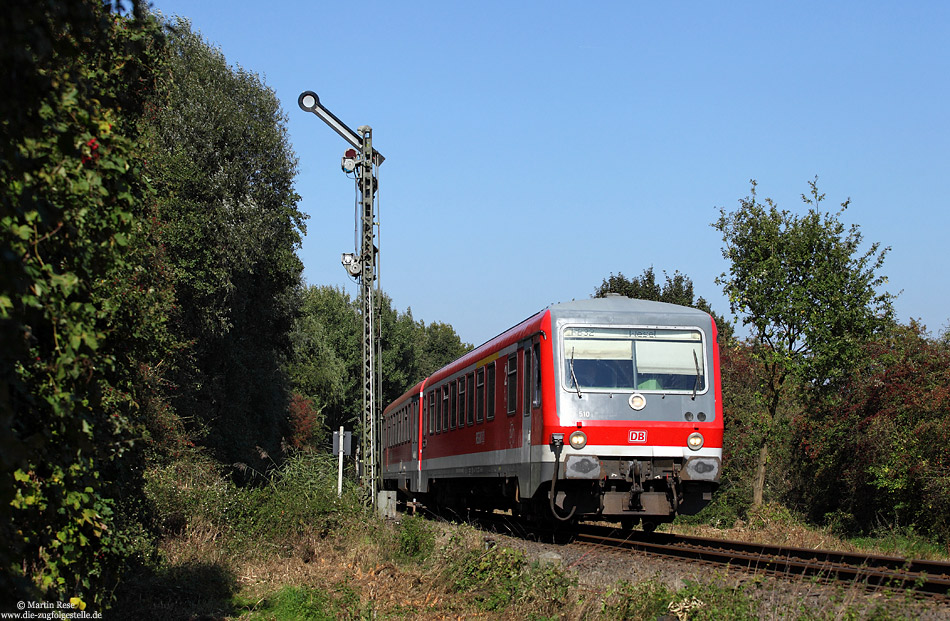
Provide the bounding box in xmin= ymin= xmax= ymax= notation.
xmin=691 ymin=350 xmax=701 ymax=400
xmin=569 ymin=347 xmax=582 ymax=397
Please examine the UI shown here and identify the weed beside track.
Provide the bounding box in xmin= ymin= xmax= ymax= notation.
xmin=110 ymin=454 xmax=950 ymax=620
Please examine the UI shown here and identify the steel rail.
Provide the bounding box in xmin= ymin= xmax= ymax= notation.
xmin=574 ymin=524 xmax=950 ymax=597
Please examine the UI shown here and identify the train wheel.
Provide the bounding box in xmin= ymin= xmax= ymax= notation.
xmin=641 ymin=520 xmax=658 ymax=533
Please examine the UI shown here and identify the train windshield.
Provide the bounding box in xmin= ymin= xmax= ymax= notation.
xmin=562 ymin=326 xmax=705 ymax=393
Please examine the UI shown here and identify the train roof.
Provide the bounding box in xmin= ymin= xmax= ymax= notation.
xmin=471 ymin=297 xmax=711 ymax=352
xmin=547 ymin=296 xmax=710 ymax=317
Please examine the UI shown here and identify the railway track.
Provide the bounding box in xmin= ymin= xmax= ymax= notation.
xmin=458 ymin=511 xmax=950 ymax=598
xmin=572 ymin=524 xmax=950 ymax=598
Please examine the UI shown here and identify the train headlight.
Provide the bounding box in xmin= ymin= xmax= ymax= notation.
xmin=569 ymin=430 xmax=588 ymax=450
xmin=628 ymin=392 xmax=646 ymax=411
xmin=687 ymin=432 xmax=704 ymax=451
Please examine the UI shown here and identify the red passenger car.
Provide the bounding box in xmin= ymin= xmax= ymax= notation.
xmin=382 ymin=297 xmax=723 ymax=528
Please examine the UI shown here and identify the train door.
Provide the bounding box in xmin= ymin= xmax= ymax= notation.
xmin=522 ymin=337 xmax=543 ymax=493
xmin=418 ymin=390 xmax=432 ymax=493
xmin=409 ymin=395 xmax=419 ymax=492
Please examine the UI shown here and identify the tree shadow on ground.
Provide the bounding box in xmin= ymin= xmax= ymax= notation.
xmin=110 ymin=560 xmax=238 ymax=621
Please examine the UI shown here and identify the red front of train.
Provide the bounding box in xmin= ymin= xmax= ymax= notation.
xmin=382 ymin=297 xmax=723 ymax=527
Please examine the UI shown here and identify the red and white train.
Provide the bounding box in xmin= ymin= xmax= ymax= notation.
xmin=382 ymin=296 xmax=723 ymax=528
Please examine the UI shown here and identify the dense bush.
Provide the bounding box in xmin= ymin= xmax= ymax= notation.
xmin=796 ymin=322 xmax=950 ymax=542
xmin=444 ymin=544 xmax=574 ymax=613
xmin=396 ymin=514 xmax=435 ymax=563
xmin=0 ymin=1 xmax=168 ymax=606
xmin=145 ymin=449 xmax=361 ymax=548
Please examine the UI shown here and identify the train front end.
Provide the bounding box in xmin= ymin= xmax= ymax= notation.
xmin=544 ymin=297 xmax=723 ymax=527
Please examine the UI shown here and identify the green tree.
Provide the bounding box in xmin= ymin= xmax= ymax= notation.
xmin=288 ymin=285 xmax=360 ymax=438
xmin=713 ymin=178 xmax=894 ymax=507
xmin=288 ymin=285 xmax=471 ymax=447
xmin=798 ymin=321 xmax=950 ymax=540
xmin=596 ymin=267 xmax=695 ymax=305
xmin=416 ymin=320 xmax=473 ymax=378
xmin=595 ymin=267 xmax=733 ymax=340
xmin=143 ymin=19 xmax=306 ymax=469
xmin=1 ymin=0 xmax=168 ymax=605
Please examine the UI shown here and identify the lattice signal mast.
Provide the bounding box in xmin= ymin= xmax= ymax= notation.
xmin=298 ymin=91 xmax=383 ymax=505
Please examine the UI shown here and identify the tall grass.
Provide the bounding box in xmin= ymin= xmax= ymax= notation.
xmin=116 ymin=452 xmax=945 ymax=620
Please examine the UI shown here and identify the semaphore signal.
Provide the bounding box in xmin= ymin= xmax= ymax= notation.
xmin=298 ymin=91 xmax=383 ymax=508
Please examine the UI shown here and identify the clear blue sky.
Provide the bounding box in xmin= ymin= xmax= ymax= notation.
xmin=148 ymin=1 xmax=949 ymax=347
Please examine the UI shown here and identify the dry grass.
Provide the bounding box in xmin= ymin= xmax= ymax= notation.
xmin=234 ymin=526 xmax=456 ymax=618
xmin=673 ymin=520 xmax=859 ymax=552
xmin=121 ymin=514 xmax=510 ymax=620
xmin=112 ymin=508 xmax=948 ymax=621
xmin=664 ymin=502 xmax=950 ymax=562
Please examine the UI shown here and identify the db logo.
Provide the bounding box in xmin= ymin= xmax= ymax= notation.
xmin=628 ymin=430 xmax=647 ymax=444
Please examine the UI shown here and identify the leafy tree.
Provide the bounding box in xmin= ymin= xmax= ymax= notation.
xmin=288 ymin=285 xmax=471 ymax=447
xmin=0 ymin=0 xmax=168 ymax=605
xmin=379 ymin=296 xmax=422 ymax=407
xmin=713 ymin=178 xmax=894 ymax=507
xmin=416 ymin=320 xmax=474 ymax=378
xmin=143 ymin=19 xmax=306 ymax=469
xmin=595 ymin=267 xmax=733 ymax=340
xmin=798 ymin=321 xmax=950 ymax=540
xmin=596 ymin=267 xmax=695 ymax=305
xmin=288 ymin=285 xmax=359 ymax=439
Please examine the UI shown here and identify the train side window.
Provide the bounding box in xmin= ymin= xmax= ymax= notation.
xmin=523 ymin=347 xmax=531 ymax=417
xmin=450 ymin=381 xmax=457 ymax=429
xmin=458 ymin=377 xmax=466 ymax=428
xmin=466 ymin=373 xmax=475 ymax=425
xmin=428 ymin=391 xmax=435 ymax=436
xmin=532 ymin=342 xmax=542 ymax=408
xmin=475 ymin=368 xmax=485 ymax=424
xmin=442 ymin=385 xmax=449 ymax=431
xmin=487 ymin=363 xmax=496 ymax=420
xmin=506 ymin=353 xmax=517 ymax=416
